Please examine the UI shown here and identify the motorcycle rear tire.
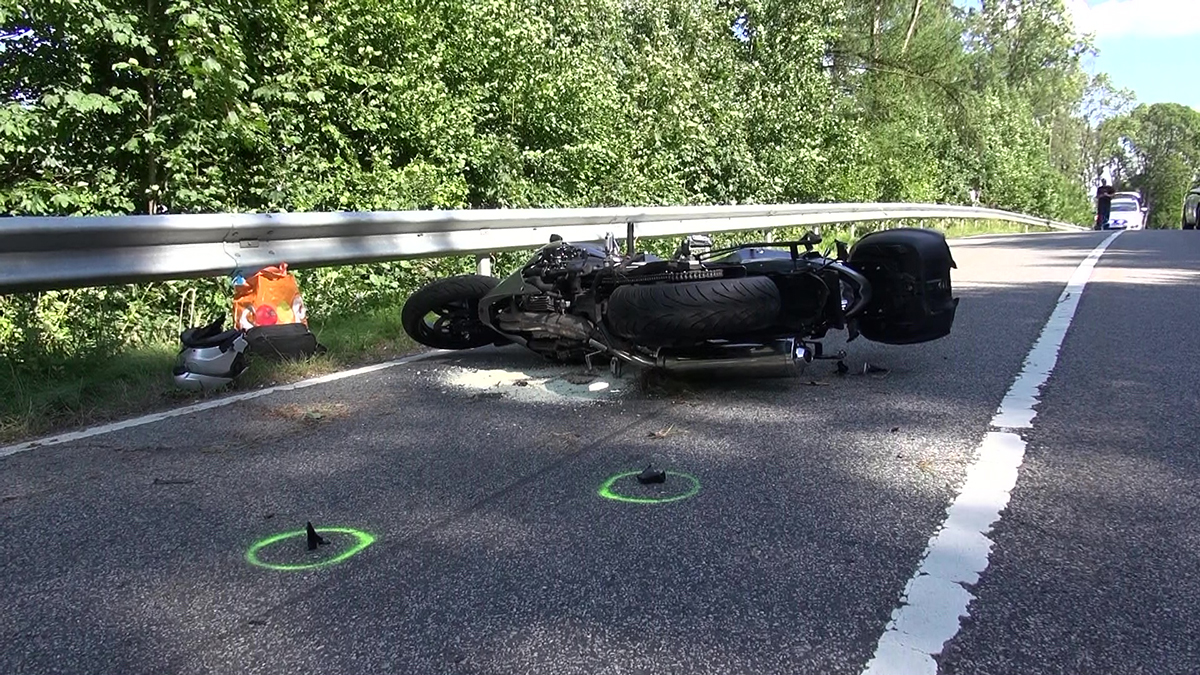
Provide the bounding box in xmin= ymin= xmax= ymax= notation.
xmin=402 ymin=274 xmax=501 ymax=350
xmin=605 ymin=276 xmax=781 ymax=343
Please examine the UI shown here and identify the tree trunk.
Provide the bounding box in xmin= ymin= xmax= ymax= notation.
xmin=145 ymin=77 xmax=157 ymax=215
xmin=871 ymin=0 xmax=884 ymax=61
xmin=144 ymin=0 xmax=158 ymax=215
xmin=901 ymin=0 xmax=922 ymax=56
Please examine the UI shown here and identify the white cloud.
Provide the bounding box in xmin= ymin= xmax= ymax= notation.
xmin=1067 ymin=0 xmax=1200 ymax=38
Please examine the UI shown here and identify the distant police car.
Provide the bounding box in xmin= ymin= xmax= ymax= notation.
xmin=1103 ymin=192 xmax=1146 ymax=230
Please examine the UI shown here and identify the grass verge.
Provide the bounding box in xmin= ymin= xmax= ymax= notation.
xmin=0 ymin=217 xmax=1063 ymax=445
xmin=0 ymin=305 xmax=418 ymax=445
xmin=934 ymin=218 xmax=1055 ymax=239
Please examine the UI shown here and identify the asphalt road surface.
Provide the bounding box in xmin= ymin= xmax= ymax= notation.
xmin=3 ymin=230 xmax=1199 ymax=675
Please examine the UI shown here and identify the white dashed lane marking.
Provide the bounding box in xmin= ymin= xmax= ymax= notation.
xmin=861 ymin=230 xmax=1123 ymax=675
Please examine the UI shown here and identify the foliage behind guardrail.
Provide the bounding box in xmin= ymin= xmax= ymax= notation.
xmin=0 ymin=215 xmax=1066 ymax=367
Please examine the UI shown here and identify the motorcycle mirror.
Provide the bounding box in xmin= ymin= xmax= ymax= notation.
xmin=603 ymin=232 xmax=622 ymax=260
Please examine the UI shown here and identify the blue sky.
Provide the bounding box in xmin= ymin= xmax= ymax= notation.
xmin=955 ymin=0 xmax=1198 ymax=112
xmin=1068 ymin=0 xmax=1199 ymax=111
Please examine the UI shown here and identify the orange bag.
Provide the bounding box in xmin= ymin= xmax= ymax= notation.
xmin=232 ymin=264 xmax=309 ymax=331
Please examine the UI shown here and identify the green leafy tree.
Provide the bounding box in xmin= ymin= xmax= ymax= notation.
xmin=1106 ymin=103 xmax=1200 ymax=227
xmin=0 ymin=0 xmax=1164 ymax=368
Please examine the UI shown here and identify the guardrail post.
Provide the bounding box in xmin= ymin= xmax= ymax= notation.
xmin=763 ymin=229 xmax=774 ymax=243
xmin=626 ymin=221 xmax=636 ymax=255
xmin=476 ymin=254 xmax=492 ymax=277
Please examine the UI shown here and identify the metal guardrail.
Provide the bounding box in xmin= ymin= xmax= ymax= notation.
xmin=0 ymin=202 xmax=1083 ymax=293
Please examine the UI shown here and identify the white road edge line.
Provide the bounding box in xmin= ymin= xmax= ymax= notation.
xmin=957 ymin=229 xmax=1073 ymax=241
xmin=0 ymin=349 xmax=447 ymax=459
xmin=861 ymin=230 xmax=1123 ymax=675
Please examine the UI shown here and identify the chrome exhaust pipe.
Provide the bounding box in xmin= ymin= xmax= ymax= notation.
xmin=656 ymin=339 xmax=812 ymax=378
xmin=590 ymin=338 xmax=813 ymax=378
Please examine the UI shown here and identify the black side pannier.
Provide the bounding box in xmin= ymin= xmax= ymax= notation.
xmin=847 ymin=228 xmax=959 ymax=345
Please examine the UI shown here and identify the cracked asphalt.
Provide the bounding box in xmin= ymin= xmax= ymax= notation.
xmin=3 ymin=229 xmax=1199 ymax=675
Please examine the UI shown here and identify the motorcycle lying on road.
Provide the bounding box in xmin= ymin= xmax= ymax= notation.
xmin=401 ymin=228 xmax=958 ymax=378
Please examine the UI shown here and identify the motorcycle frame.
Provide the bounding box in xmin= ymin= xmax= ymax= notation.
xmin=475 ymin=234 xmax=873 ymax=377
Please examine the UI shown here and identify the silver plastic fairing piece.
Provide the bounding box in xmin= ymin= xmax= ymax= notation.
xmin=172 ymin=333 xmax=249 ymax=391
xmin=172 ymin=371 xmax=241 ymax=392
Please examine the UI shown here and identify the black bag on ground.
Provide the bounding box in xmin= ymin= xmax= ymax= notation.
xmin=244 ymin=324 xmax=326 ymax=361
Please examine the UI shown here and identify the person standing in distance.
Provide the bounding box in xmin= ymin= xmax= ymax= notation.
xmin=1095 ymin=180 xmax=1115 ymax=230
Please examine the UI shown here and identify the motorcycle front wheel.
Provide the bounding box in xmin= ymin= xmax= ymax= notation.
xmin=401 ymin=274 xmax=501 ymax=350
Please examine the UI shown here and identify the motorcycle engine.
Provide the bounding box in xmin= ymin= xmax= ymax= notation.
xmin=523 ymin=242 xmax=607 ymax=282
xmin=521 ymin=295 xmax=555 ymax=313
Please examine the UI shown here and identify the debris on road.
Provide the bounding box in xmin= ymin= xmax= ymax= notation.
xmin=648 ymin=425 xmax=678 ymax=439
xmin=446 ymin=366 xmax=620 ymax=403
xmin=306 ymin=522 xmax=329 ymax=550
xmin=637 ymin=464 xmax=667 ymax=484
xmin=861 ymin=363 xmax=890 ymax=375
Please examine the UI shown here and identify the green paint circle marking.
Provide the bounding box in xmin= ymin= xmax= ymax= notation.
xmin=597 ymin=471 xmax=701 ymax=504
xmin=246 ymin=527 xmax=376 ymax=571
